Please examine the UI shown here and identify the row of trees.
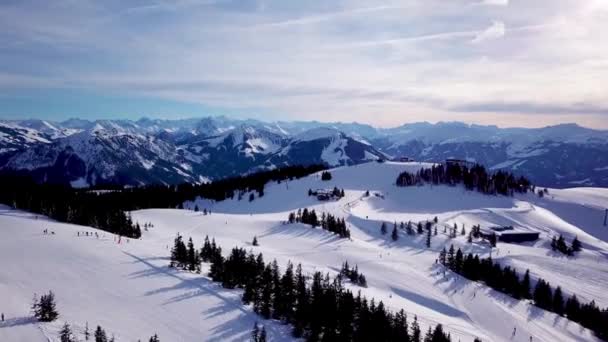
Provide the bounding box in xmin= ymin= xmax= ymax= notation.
xmin=30 ymin=291 xmax=158 ymax=341
xmin=201 ymin=244 xmax=459 ymax=341
xmin=321 ymin=171 xmax=332 ymax=181
xmin=395 ymin=163 xmax=531 ymax=196
xmin=439 ymin=245 xmax=608 ymax=339
xmin=308 ymin=187 xmax=345 ymax=199
xmin=551 ymin=235 xmax=582 ymax=255
xmin=169 ymin=234 xmax=225 ymax=273
xmin=0 ymin=165 xmax=325 ymax=238
xmin=287 ymin=209 xmax=351 ymax=238
xmin=339 ymin=261 xmax=367 ymax=287
xmin=59 ymin=322 xmax=159 ymax=342
xmin=0 ymin=175 xmax=142 ymax=238
xmin=380 ymin=222 xmax=401 ymax=242
xmin=169 ymin=234 xmax=202 ymax=272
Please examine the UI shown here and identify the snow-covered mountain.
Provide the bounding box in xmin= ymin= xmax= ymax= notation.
xmin=2 ymin=128 xmax=199 ymax=187
xmin=2 ymin=161 xmax=607 ymax=341
xmin=372 ymin=122 xmax=608 ymax=187
xmin=1 ymin=117 xmax=607 ymax=187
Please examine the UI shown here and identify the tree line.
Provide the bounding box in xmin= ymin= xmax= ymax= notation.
xmin=438 ymin=245 xmax=607 ymax=340
xmin=287 ymin=209 xmax=351 ymax=238
xmin=551 ymin=235 xmax=582 ymax=255
xmin=188 ymin=239 xmax=468 ymax=342
xmin=396 ymin=163 xmax=531 ymax=196
xmin=339 ymin=261 xmax=367 ymax=287
xmin=0 ymin=165 xmax=324 ymax=238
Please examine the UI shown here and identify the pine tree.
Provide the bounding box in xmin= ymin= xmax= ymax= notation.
xmin=252 ymin=236 xmax=259 ymax=246
xmin=424 ymin=326 xmax=433 ymax=342
xmin=59 ymin=322 xmax=74 ymax=342
xmin=95 ymin=326 xmax=108 ymax=342
xmin=392 ymin=224 xmax=399 ymax=241
xmin=553 ymin=286 xmax=565 ymax=315
xmin=571 ymin=236 xmax=582 ymax=252
xmin=439 ymin=247 xmax=447 ymax=265
xmin=187 ymin=237 xmax=197 ymax=271
xmin=522 ymin=270 xmax=531 ymax=299
xmin=411 ymin=315 xmax=421 ymax=342
xmin=33 ymin=291 xmax=59 ymax=322
xmin=259 ymin=326 xmax=267 ymax=342
xmin=149 ymin=334 xmax=160 ymax=342
xmin=251 ymin=322 xmax=260 ymax=342
xmin=426 ymin=228 xmax=431 ymax=248
xmin=380 ymin=222 xmax=387 ymax=235
xmin=292 ymin=264 xmax=309 ymax=337
xmin=85 ymin=321 xmax=90 ymax=340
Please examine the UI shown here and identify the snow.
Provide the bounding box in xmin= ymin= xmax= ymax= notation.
xmin=1 ymin=162 xmax=607 ymax=342
xmin=293 ymin=127 xmax=341 ymax=142
xmin=70 ymin=177 xmax=89 ymax=188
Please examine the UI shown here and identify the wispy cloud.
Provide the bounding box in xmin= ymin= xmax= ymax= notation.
xmin=471 ymin=21 xmax=505 ymax=43
xmin=0 ymin=0 xmax=606 ymax=128
xmin=478 ymin=0 xmax=509 ymax=6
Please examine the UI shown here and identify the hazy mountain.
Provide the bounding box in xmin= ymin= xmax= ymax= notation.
xmin=1 ymin=117 xmax=607 ymax=187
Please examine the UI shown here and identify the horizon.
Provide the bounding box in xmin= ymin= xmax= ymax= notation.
xmin=1 ymin=1 xmax=607 ymax=128
xmin=0 ymin=114 xmax=602 ymax=131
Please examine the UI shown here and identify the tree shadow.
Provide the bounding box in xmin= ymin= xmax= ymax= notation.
xmin=391 ymin=286 xmax=467 ymax=318
xmin=123 ymin=251 xmax=290 ymax=341
xmin=0 ymin=316 xmax=37 ymax=328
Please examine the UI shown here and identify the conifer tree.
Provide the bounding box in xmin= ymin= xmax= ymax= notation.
xmin=252 ymin=236 xmax=259 ymax=246
xmin=381 ymin=222 xmax=387 ymax=235
xmin=392 ymin=224 xmax=399 ymax=241
xmin=292 ymin=264 xmax=309 ymax=337
xmin=426 ymin=228 xmax=431 ymax=248
xmin=571 ymin=236 xmax=582 ymax=252
xmin=32 ymin=291 xmax=59 ymax=322
xmin=187 ymin=237 xmax=197 ymax=272
xmin=251 ymin=322 xmax=260 ymax=342
xmin=59 ymin=322 xmax=74 ymax=342
xmin=259 ymin=326 xmax=267 ymax=342
xmin=553 ymin=286 xmax=565 ymax=316
xmin=85 ymin=321 xmax=90 ymax=341
xmin=149 ymin=334 xmax=160 ymax=342
xmin=411 ymin=315 xmax=421 ymax=342
xmin=95 ymin=326 xmax=108 ymax=342
xmin=522 ymin=270 xmax=531 ymax=299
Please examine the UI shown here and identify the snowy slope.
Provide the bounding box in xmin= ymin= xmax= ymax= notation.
xmin=1 ymin=162 xmax=607 ymax=341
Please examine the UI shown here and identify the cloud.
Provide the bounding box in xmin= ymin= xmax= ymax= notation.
xmin=0 ymin=0 xmax=606 ymax=128
xmin=478 ymin=0 xmax=509 ymax=6
xmin=471 ymin=21 xmax=505 ymax=43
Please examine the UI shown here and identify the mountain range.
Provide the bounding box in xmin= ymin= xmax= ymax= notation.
xmin=1 ymin=117 xmax=607 ymax=188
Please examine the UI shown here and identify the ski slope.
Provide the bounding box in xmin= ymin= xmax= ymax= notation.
xmin=1 ymin=162 xmax=607 ymax=341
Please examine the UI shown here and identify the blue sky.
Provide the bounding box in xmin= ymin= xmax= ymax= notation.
xmin=0 ymin=0 xmax=607 ymax=127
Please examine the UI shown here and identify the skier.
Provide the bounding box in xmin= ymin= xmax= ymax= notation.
xmin=1 ymin=313 xmax=4 ymax=322
xmin=512 ymin=327 xmax=516 ymax=337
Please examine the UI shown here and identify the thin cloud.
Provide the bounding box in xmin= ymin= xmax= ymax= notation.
xmin=478 ymin=0 xmax=509 ymax=6
xmin=471 ymin=21 xmax=505 ymax=43
xmin=250 ymin=5 xmax=403 ymax=29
